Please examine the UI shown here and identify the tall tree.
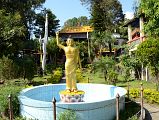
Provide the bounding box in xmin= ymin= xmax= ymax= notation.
xmin=81 ymin=0 xmax=124 ymax=56
xmin=63 ymin=16 xmax=90 ymax=27
xmin=0 ymin=0 xmax=46 ymax=39
xmin=136 ymin=38 xmax=159 ymax=91
xmin=34 ymin=9 xmax=60 ymax=38
xmin=139 ymin=0 xmax=159 ymax=37
xmin=81 ymin=0 xmax=124 ymax=32
xmin=0 ymin=10 xmax=26 ymax=57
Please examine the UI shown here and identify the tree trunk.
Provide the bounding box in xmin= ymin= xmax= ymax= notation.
xmin=104 ymin=70 xmax=107 ymax=82
xmin=108 ymin=42 xmax=112 ymax=56
xmin=156 ymin=74 xmax=159 ymax=91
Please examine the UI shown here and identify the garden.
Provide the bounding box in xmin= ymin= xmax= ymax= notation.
xmin=1 ymin=0 xmax=159 ymax=120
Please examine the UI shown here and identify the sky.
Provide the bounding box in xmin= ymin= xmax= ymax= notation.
xmin=44 ymin=0 xmax=135 ymax=27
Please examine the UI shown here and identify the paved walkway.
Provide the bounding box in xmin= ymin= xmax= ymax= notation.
xmin=144 ymin=103 xmax=159 ymax=120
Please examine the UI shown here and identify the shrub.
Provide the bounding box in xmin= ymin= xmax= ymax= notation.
xmin=129 ymin=89 xmax=140 ymax=98
xmin=0 ymin=56 xmax=14 ymax=80
xmin=129 ymin=88 xmax=159 ymax=104
xmin=47 ymin=68 xmax=63 ymax=83
xmin=76 ymin=68 xmax=87 ymax=83
xmin=0 ymin=55 xmax=36 ymax=81
xmin=107 ymin=70 xmax=118 ymax=85
xmin=128 ymin=115 xmax=139 ymax=120
xmin=57 ymin=110 xmax=77 ymax=120
xmin=46 ymin=64 xmax=56 ymax=74
xmin=0 ymin=84 xmax=24 ymax=118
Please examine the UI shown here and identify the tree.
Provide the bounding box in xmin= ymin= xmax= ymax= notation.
xmin=136 ymin=38 xmax=159 ymax=91
xmin=0 ymin=0 xmax=48 ymax=57
xmin=81 ymin=0 xmax=124 ymax=32
xmin=0 ymin=10 xmax=26 ymax=57
xmin=46 ymin=38 xmax=59 ymax=65
xmin=81 ymin=0 xmax=124 ymax=57
xmin=34 ymin=9 xmax=60 ymax=38
xmin=93 ymin=56 xmax=117 ymax=83
xmin=63 ymin=16 xmax=90 ymax=27
xmin=139 ymin=0 xmax=159 ymax=37
xmin=90 ymin=31 xmax=116 ymax=56
xmin=0 ymin=0 xmax=46 ymax=39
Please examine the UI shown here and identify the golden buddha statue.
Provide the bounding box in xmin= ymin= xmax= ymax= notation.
xmin=56 ymin=32 xmax=81 ymax=92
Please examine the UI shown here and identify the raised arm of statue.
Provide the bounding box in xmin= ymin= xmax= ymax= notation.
xmin=56 ymin=32 xmax=65 ymax=50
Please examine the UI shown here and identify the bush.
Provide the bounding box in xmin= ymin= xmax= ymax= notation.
xmin=118 ymin=98 xmax=140 ymax=120
xmin=107 ymin=70 xmax=118 ymax=85
xmin=0 ymin=55 xmax=36 ymax=82
xmin=47 ymin=68 xmax=63 ymax=83
xmin=76 ymin=68 xmax=87 ymax=83
xmin=46 ymin=64 xmax=56 ymax=74
xmin=57 ymin=110 xmax=77 ymax=120
xmin=0 ymin=84 xmax=24 ymax=118
xmin=128 ymin=115 xmax=139 ymax=120
xmin=129 ymin=88 xmax=159 ymax=104
xmin=0 ymin=56 xmax=14 ymax=80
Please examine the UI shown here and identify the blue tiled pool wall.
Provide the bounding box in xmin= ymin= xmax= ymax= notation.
xmin=19 ymin=84 xmax=127 ymax=120
xmin=21 ymin=84 xmax=122 ymax=102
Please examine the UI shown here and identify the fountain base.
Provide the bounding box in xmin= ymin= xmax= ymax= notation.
xmin=59 ymin=90 xmax=85 ymax=102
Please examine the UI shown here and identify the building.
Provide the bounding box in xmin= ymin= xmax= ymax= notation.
xmin=124 ymin=15 xmax=145 ymax=53
xmin=124 ymin=15 xmax=149 ymax=81
xmin=59 ymin=26 xmax=93 ymax=41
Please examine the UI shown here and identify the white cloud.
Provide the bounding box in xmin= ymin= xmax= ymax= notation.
xmin=125 ymin=11 xmax=134 ymax=19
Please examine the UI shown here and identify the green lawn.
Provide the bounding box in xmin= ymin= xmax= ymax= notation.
xmin=83 ymin=70 xmax=156 ymax=90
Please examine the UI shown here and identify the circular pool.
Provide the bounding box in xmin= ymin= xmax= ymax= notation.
xmin=18 ymin=83 xmax=127 ymax=120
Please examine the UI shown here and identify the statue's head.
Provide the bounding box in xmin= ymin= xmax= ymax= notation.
xmin=66 ymin=38 xmax=74 ymax=46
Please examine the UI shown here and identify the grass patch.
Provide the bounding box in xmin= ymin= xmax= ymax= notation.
xmin=83 ymin=69 xmax=156 ymax=89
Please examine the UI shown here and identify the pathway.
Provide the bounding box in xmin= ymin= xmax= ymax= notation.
xmin=144 ymin=103 xmax=159 ymax=120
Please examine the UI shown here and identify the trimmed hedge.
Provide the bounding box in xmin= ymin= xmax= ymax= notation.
xmin=129 ymin=88 xmax=159 ymax=104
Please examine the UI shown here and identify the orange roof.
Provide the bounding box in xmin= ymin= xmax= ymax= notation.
xmin=60 ymin=26 xmax=93 ymax=33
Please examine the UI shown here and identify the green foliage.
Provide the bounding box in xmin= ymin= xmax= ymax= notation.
xmin=63 ymin=16 xmax=90 ymax=27
xmin=0 ymin=55 xmax=36 ymax=81
xmin=0 ymin=56 xmax=14 ymax=80
xmin=76 ymin=68 xmax=87 ymax=83
xmin=136 ymin=38 xmax=159 ymax=67
xmin=34 ymin=9 xmax=59 ymax=38
xmin=47 ymin=68 xmax=63 ymax=83
xmin=0 ymin=84 xmax=24 ymax=118
xmin=13 ymin=55 xmax=36 ymax=81
xmin=129 ymin=88 xmax=140 ymax=98
xmin=118 ymin=98 xmax=140 ymax=120
xmin=107 ymin=70 xmax=118 ymax=85
xmin=93 ymin=56 xmax=117 ymax=83
xmin=90 ymin=0 xmax=124 ymax=32
xmin=14 ymin=116 xmax=26 ymax=120
xmin=139 ymin=0 xmax=159 ymax=37
xmin=46 ymin=64 xmax=56 ymax=74
xmin=119 ymin=52 xmax=141 ymax=80
xmin=0 ymin=10 xmax=26 ymax=57
xmin=46 ymin=37 xmax=59 ymax=68
xmin=76 ymin=41 xmax=89 ymax=66
xmin=129 ymin=88 xmax=159 ymax=104
xmin=57 ymin=110 xmax=77 ymax=120
xmin=128 ymin=115 xmax=139 ymax=120
xmin=136 ymin=38 xmax=159 ymax=90
xmin=0 ymin=0 xmax=59 ymax=58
